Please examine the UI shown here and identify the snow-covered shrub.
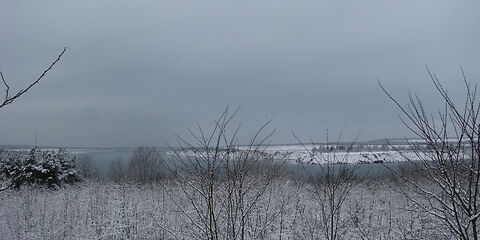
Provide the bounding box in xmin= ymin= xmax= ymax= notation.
xmin=0 ymin=149 xmax=81 ymax=189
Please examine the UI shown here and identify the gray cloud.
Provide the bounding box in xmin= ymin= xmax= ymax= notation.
xmin=0 ymin=0 xmax=479 ymax=147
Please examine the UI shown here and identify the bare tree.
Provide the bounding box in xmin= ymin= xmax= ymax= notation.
xmin=0 ymin=47 xmax=66 ymax=192
xmin=380 ymin=67 xmax=480 ymax=240
xmin=292 ymin=131 xmax=360 ymax=240
xmin=108 ymin=158 xmax=126 ymax=183
xmin=127 ymin=146 xmax=163 ymax=183
xmin=220 ymin=122 xmax=289 ymax=240
xmin=76 ymin=155 xmax=98 ymax=179
xmin=168 ymin=107 xmax=288 ymax=240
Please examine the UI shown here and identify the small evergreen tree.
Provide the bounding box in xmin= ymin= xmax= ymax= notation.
xmin=0 ymin=148 xmax=81 ymax=189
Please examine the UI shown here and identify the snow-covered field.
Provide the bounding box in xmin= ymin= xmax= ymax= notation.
xmin=167 ymin=144 xmax=427 ymax=165
xmin=0 ymin=179 xmax=447 ymax=240
xmin=246 ymin=145 xmax=424 ymax=164
xmin=0 ymin=144 xmax=461 ymax=240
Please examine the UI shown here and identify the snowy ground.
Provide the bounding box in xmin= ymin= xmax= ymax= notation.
xmin=249 ymin=145 xmax=427 ymax=164
xmin=0 ymin=179 xmax=448 ymax=240
xmin=167 ymin=144 xmax=426 ymax=165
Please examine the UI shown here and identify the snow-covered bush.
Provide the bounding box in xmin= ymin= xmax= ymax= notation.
xmin=0 ymin=149 xmax=81 ymax=189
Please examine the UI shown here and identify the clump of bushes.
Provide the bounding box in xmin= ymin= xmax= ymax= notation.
xmin=0 ymin=149 xmax=81 ymax=189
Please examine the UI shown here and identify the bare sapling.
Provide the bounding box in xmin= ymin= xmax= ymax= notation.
xmin=380 ymin=67 xmax=480 ymax=239
xmin=293 ymin=130 xmax=360 ymax=240
xmin=167 ymin=107 xmax=288 ymax=240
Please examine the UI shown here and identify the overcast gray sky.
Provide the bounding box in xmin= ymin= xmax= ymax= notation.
xmin=0 ymin=0 xmax=479 ymax=147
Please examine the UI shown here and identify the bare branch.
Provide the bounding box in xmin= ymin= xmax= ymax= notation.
xmin=0 ymin=47 xmax=66 ymax=109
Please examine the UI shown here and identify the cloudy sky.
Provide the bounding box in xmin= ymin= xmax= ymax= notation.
xmin=0 ymin=0 xmax=479 ymax=147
